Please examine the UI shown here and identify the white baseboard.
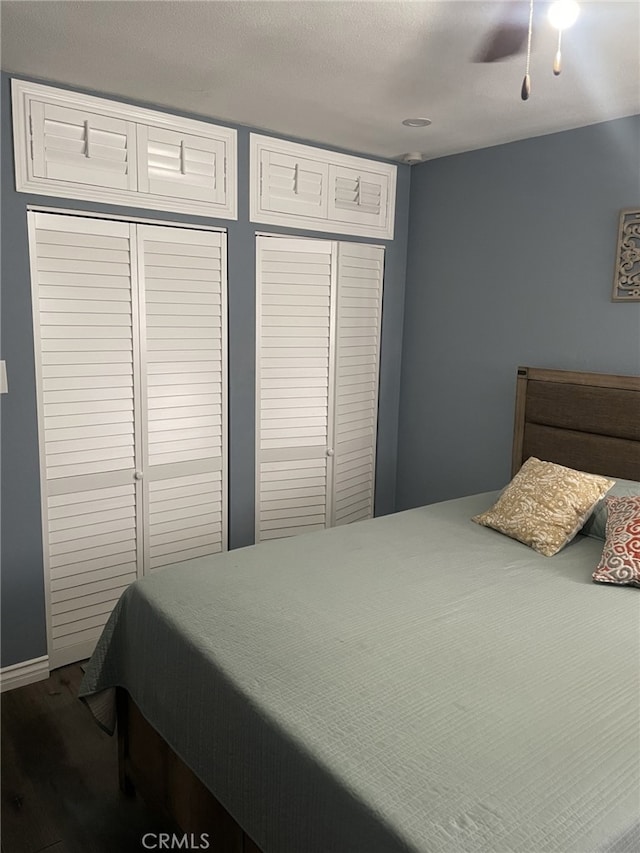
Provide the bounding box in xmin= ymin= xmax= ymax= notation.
xmin=1 ymin=655 xmax=50 ymax=693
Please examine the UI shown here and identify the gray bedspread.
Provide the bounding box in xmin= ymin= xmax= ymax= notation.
xmin=80 ymin=492 xmax=640 ymax=853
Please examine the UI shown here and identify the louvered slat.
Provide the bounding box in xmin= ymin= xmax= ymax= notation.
xmin=256 ymin=238 xmax=333 ymax=541
xmin=332 ymin=243 xmax=384 ymax=526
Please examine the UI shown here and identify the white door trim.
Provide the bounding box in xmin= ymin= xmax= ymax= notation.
xmin=27 ymin=204 xmax=227 ymax=233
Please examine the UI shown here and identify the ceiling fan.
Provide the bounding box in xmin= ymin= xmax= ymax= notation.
xmin=475 ymin=0 xmax=580 ymax=99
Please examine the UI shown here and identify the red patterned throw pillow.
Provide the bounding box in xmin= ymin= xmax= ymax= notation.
xmin=592 ymin=496 xmax=640 ymax=588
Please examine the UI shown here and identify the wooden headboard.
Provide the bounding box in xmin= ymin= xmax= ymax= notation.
xmin=512 ymin=367 xmax=640 ymax=481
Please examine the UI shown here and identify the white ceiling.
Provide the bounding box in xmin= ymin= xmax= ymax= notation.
xmin=1 ymin=0 xmax=638 ymax=162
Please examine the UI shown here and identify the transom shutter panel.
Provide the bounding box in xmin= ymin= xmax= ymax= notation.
xmin=332 ymin=244 xmax=384 ymax=526
xmin=260 ymin=150 xmax=329 ymax=219
xmin=256 ymin=237 xmax=335 ymax=541
xmin=328 ymin=165 xmax=389 ymax=231
xmin=30 ymin=101 xmax=137 ymax=191
xmin=137 ymin=125 xmax=226 ymax=205
xmin=30 ymin=212 xmax=141 ymax=669
xmin=138 ymin=225 xmax=227 ymax=570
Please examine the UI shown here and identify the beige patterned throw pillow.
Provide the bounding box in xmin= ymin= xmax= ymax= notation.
xmin=473 ymin=458 xmax=614 ymax=557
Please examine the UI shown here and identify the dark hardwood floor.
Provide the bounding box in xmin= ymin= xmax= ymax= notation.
xmin=1 ymin=664 xmax=177 ymax=853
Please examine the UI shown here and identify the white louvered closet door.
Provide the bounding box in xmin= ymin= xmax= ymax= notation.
xmin=332 ymin=243 xmax=384 ymax=526
xmin=256 ymin=236 xmax=383 ymax=542
xmin=29 ymin=212 xmax=142 ymax=669
xmin=137 ymin=226 xmax=227 ymax=571
xmin=30 ymin=213 xmax=228 ymax=668
xmin=256 ymin=237 xmax=336 ymax=541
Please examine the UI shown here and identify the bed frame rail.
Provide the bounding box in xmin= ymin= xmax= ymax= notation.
xmin=117 ymin=689 xmax=263 ymax=853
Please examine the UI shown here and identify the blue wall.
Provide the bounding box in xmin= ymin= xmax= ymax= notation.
xmin=0 ymin=73 xmax=410 ymax=667
xmin=396 ymin=115 xmax=640 ymax=512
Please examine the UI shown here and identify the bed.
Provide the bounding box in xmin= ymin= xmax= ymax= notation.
xmin=80 ymin=366 xmax=640 ymax=853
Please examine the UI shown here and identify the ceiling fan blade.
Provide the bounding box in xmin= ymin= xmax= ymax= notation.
xmin=474 ymin=1 xmax=531 ymax=62
xmin=474 ymin=23 xmax=529 ymax=61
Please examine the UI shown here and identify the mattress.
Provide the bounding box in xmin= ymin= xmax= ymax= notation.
xmin=80 ymin=492 xmax=640 ymax=853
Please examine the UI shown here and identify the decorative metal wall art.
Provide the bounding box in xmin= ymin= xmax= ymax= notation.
xmin=612 ymin=209 xmax=640 ymax=302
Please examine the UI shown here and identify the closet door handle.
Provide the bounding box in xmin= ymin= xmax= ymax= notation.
xmin=134 ymin=471 xmax=144 ymax=480
xmin=326 ymin=448 xmax=334 ymax=457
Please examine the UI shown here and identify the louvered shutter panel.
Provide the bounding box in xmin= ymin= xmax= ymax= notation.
xmin=137 ymin=125 xmax=226 ymax=205
xmin=256 ymin=237 xmax=334 ymax=541
xmin=331 ymin=243 xmax=384 ymax=526
xmin=30 ymin=101 xmax=137 ymax=191
xmin=328 ymin=165 xmax=389 ymax=231
xmin=138 ymin=226 xmax=227 ymax=570
xmin=260 ymin=150 xmax=328 ymax=219
xmin=47 ymin=484 xmax=137 ymax=662
xmin=29 ymin=212 xmax=141 ymax=669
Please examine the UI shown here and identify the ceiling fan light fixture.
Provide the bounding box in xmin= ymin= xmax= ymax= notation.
xmin=548 ymin=0 xmax=580 ymax=30
xmin=402 ymin=118 xmax=432 ymax=127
